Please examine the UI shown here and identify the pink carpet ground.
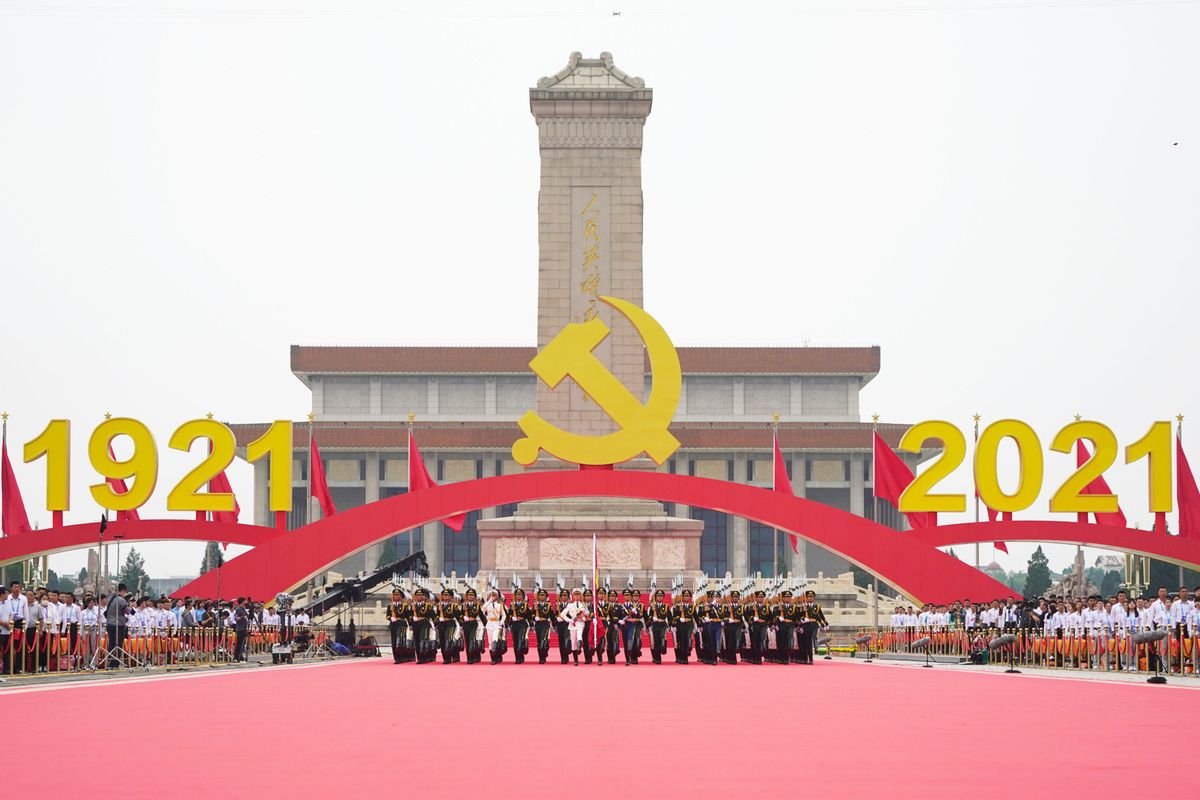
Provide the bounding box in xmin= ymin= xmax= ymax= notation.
xmin=6 ymin=658 xmax=1194 ymax=798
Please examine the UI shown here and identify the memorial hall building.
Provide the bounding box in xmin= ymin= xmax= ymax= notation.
xmin=229 ymin=53 xmax=925 ymax=586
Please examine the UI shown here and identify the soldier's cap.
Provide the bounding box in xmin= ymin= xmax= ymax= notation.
xmin=730 ymin=590 xmax=741 ymax=597
xmin=623 ymin=588 xmax=635 ymax=596
xmin=653 ymin=589 xmax=665 ymax=598
xmin=805 ymin=590 xmax=816 ymax=597
xmin=440 ymin=588 xmax=453 ymax=597
xmin=535 ymin=588 xmax=548 ymax=598
xmin=464 ymin=588 xmax=477 ymax=597
xmin=414 ymin=588 xmax=428 ymax=598
xmin=682 ymin=588 xmax=693 ymax=597
xmin=706 ymin=589 xmax=716 ymax=597
xmin=391 ymin=589 xmax=402 ymax=596
xmin=572 ymin=588 xmax=582 ymax=596
xmin=513 ymin=587 xmax=526 ymax=597
xmin=754 ymin=589 xmax=766 ymax=597
xmin=781 ymin=590 xmax=793 ymax=598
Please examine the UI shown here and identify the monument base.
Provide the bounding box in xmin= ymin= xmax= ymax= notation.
xmin=478 ymin=501 xmax=704 ymax=586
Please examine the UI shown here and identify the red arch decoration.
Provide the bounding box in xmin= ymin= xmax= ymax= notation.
xmin=168 ymin=470 xmax=1012 ymax=604
xmin=0 ymin=519 xmax=272 ymax=563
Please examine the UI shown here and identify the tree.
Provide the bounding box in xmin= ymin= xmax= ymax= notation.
xmin=1099 ymin=570 xmax=1122 ymax=598
xmin=1025 ymin=546 xmax=1052 ymax=598
xmin=376 ymin=537 xmax=398 ymax=571
xmin=45 ymin=569 xmax=73 ymax=592
xmin=118 ymin=548 xmax=151 ymax=595
xmin=1005 ymin=571 xmax=1027 ymax=596
xmin=199 ymin=542 xmax=223 ymax=576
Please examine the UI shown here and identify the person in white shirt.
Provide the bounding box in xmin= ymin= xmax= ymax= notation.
xmin=0 ymin=596 xmax=13 ymax=675
xmin=61 ymin=593 xmax=81 ymax=668
xmin=79 ymin=597 xmax=100 ymax=669
xmin=295 ymin=610 xmax=311 ymax=626
xmin=482 ymin=588 xmax=508 ymax=665
xmin=964 ymin=605 xmax=977 ymax=630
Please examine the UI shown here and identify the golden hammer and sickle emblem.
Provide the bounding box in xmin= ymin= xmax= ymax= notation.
xmin=512 ymin=296 xmax=682 ymax=467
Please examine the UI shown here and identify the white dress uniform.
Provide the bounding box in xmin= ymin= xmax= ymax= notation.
xmin=562 ymin=600 xmax=588 ymax=651
xmin=483 ymin=599 xmax=507 ymax=648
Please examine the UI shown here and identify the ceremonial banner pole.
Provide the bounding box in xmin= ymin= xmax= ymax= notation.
xmin=592 ymin=533 xmax=598 ymax=657
xmin=871 ymin=414 xmax=880 ymax=529
xmin=772 ymin=415 xmax=779 ymax=579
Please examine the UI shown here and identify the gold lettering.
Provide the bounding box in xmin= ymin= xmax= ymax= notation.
xmin=579 ymin=193 xmax=599 ymax=217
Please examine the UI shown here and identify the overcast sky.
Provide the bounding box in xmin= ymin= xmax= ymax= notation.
xmin=1 ymin=0 xmax=1197 ymax=581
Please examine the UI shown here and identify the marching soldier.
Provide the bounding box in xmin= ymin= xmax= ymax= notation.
xmin=796 ymin=589 xmax=826 ymax=664
xmin=773 ymin=589 xmax=797 ymax=664
xmin=509 ymin=587 xmax=533 ymax=664
xmin=483 ymin=588 xmax=507 ymax=665
xmin=561 ymin=588 xmax=589 ymax=666
xmin=672 ymin=588 xmax=697 ymax=664
xmin=436 ymin=588 xmax=461 ymax=664
xmin=533 ymin=588 xmax=555 ymax=664
xmin=722 ymin=590 xmax=746 ymax=665
xmin=648 ymin=589 xmax=671 ymax=665
xmin=746 ymin=588 xmax=772 ymax=665
xmin=386 ymin=589 xmax=413 ymax=664
xmin=554 ymin=586 xmax=572 ymax=665
xmin=602 ymin=589 xmax=623 ymax=665
xmin=461 ymin=588 xmax=484 ymax=665
xmin=581 ymin=588 xmax=598 ymax=665
xmin=410 ymin=588 xmax=438 ymax=664
xmin=698 ymin=589 xmax=723 ymax=665
xmin=621 ymin=587 xmax=646 ymax=665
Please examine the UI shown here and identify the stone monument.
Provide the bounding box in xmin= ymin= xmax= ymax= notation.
xmin=477 ymin=53 xmax=703 ymax=583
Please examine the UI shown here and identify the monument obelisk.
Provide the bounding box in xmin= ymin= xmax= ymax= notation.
xmin=477 ymin=53 xmax=702 ymax=584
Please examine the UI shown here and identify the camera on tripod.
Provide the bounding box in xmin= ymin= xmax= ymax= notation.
xmin=271 ymin=592 xmax=296 ymax=664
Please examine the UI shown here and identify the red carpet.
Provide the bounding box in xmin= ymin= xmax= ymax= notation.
xmin=4 ymin=659 xmax=1193 ymax=798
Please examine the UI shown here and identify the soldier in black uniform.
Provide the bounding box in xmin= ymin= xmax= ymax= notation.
xmin=647 ymin=589 xmax=671 ymax=664
xmin=533 ymin=588 xmax=555 ymax=664
xmin=746 ymin=589 xmax=772 ymax=665
xmin=621 ymin=588 xmax=645 ymax=665
xmin=602 ymin=589 xmax=622 ymax=665
xmin=554 ymin=587 xmax=572 ymax=665
xmin=508 ymin=588 xmax=532 ymax=664
xmin=436 ymin=588 xmax=461 ymax=664
xmin=795 ymin=589 xmax=827 ymax=664
xmin=385 ymin=589 xmax=413 ymax=664
xmin=672 ymin=588 xmax=697 ymax=664
xmin=773 ymin=589 xmax=797 ymax=665
xmin=722 ymin=590 xmax=746 ymax=665
xmin=698 ymin=589 xmax=723 ymax=665
xmin=460 ymin=588 xmax=483 ymax=665
xmin=410 ymin=588 xmax=438 ymax=664
xmin=581 ymin=588 xmax=598 ymax=665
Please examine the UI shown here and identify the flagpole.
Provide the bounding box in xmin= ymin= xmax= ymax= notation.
xmin=1 ymin=412 xmax=7 ymax=589
xmin=407 ymin=412 xmax=416 ymax=559
xmin=973 ymin=413 xmax=981 ymax=571
xmin=1177 ymin=414 xmax=1184 ymax=588
xmin=307 ymin=412 xmax=315 ymax=528
xmin=871 ymin=414 xmax=880 ymax=529
xmin=771 ymin=414 xmax=779 ymax=579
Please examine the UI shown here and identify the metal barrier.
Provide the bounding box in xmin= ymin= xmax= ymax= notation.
xmin=0 ymin=624 xmax=331 ymax=676
xmin=858 ymin=625 xmax=1200 ymax=677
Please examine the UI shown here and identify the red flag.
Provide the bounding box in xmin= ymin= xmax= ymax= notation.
xmin=309 ymin=434 xmax=336 ymax=519
xmin=1178 ymin=435 xmax=1200 ymax=539
xmin=408 ymin=430 xmax=466 ymax=531
xmin=994 ymin=541 xmax=1009 ymax=554
xmin=772 ymin=432 xmax=799 ymax=554
xmin=872 ymin=432 xmax=935 ymax=528
xmin=1 ymin=435 xmax=32 ymax=536
xmin=1075 ymin=440 xmax=1127 ymax=527
xmin=208 ymin=469 xmax=240 ymax=526
xmin=106 ymin=444 xmax=141 ymax=522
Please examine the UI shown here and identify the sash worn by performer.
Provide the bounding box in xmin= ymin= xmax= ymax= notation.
xmin=747 ymin=589 xmax=772 ymax=665
xmin=773 ymin=590 xmax=797 ymax=665
xmin=672 ymin=589 xmax=696 ymax=664
xmin=533 ymin=589 xmax=555 ymax=664
xmin=554 ymin=588 xmax=572 ymax=665
xmin=722 ymin=590 xmax=746 ymax=665
xmin=386 ymin=589 xmax=414 ymax=664
xmin=602 ymin=590 xmax=622 ymax=665
xmin=509 ymin=589 xmax=532 ymax=664
xmin=621 ymin=588 xmax=645 ymax=666
xmin=461 ymin=589 xmax=484 ymax=665
xmin=482 ymin=589 xmax=507 ymax=665
xmin=436 ymin=589 xmax=462 ymax=664
xmin=561 ymin=589 xmax=589 ymax=666
xmin=410 ymin=589 xmax=438 ymax=664
xmin=648 ymin=590 xmax=671 ymax=665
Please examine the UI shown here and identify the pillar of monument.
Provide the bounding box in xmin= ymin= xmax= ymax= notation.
xmin=478 ymin=53 xmax=702 ymax=582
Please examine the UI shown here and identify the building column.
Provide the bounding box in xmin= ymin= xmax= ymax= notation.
xmin=731 ymin=453 xmax=748 ymax=577
xmin=788 ymin=454 xmax=807 ymax=579
xmin=425 ymin=522 xmax=442 ymax=575
xmin=673 ymin=457 xmax=690 ymax=519
xmin=480 ymin=456 xmax=498 ymax=519
xmin=850 ymin=453 xmax=865 ymax=517
xmin=364 ymin=452 xmax=382 ymax=570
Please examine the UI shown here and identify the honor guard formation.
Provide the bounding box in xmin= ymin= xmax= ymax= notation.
xmin=382 ymin=574 xmax=829 ymax=667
